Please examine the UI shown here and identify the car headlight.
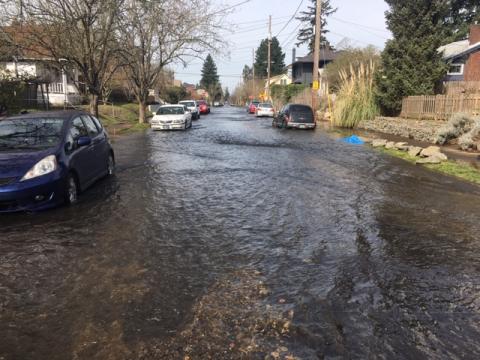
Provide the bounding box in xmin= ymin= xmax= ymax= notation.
xmin=21 ymin=155 xmax=58 ymax=181
xmin=174 ymin=119 xmax=184 ymax=124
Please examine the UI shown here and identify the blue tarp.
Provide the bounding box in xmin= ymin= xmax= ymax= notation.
xmin=340 ymin=135 xmax=365 ymax=145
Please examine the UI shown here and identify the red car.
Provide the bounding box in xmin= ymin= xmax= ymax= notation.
xmin=248 ymin=100 xmax=260 ymax=114
xmin=197 ymin=100 xmax=210 ymax=114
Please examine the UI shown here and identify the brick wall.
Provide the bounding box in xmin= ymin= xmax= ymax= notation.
xmin=465 ymin=25 xmax=480 ymax=81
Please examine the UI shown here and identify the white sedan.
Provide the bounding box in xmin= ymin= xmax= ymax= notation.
xmin=151 ymin=105 xmax=192 ymax=130
xmin=256 ymin=103 xmax=275 ymax=117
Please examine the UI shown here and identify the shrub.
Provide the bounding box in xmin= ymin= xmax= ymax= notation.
xmin=332 ymin=61 xmax=379 ymax=128
xmin=458 ymin=121 xmax=480 ymax=150
xmin=436 ymin=113 xmax=475 ymax=145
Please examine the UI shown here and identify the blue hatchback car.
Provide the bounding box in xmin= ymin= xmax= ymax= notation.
xmin=0 ymin=110 xmax=115 ymax=212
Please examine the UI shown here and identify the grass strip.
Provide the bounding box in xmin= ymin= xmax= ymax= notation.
xmin=379 ymin=147 xmax=480 ymax=185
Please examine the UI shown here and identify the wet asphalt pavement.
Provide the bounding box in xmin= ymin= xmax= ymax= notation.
xmin=1 ymin=106 xmax=480 ymax=359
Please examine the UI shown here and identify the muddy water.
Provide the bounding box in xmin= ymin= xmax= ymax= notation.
xmin=1 ymin=107 xmax=480 ymax=359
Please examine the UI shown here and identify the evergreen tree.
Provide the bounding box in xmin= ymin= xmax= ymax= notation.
xmin=375 ymin=0 xmax=448 ymax=115
xmin=200 ymin=54 xmax=219 ymax=90
xmin=254 ymin=37 xmax=285 ymax=78
xmin=445 ymin=0 xmax=480 ymax=42
xmin=224 ymin=87 xmax=230 ymax=101
xmin=296 ymin=0 xmax=336 ymax=51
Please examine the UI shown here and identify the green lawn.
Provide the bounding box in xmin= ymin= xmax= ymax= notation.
xmin=80 ymin=103 xmax=150 ymax=135
xmin=379 ymin=147 xmax=480 ymax=185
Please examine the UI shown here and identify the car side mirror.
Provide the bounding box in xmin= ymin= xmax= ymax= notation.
xmin=77 ymin=136 xmax=91 ymax=147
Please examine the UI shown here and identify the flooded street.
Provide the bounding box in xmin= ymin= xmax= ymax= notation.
xmin=1 ymin=106 xmax=480 ymax=359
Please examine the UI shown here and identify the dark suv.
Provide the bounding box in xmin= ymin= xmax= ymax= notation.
xmin=272 ymin=104 xmax=316 ymax=130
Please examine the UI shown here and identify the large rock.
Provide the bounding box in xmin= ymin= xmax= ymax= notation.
xmin=416 ymin=153 xmax=448 ymax=164
xmin=408 ymin=146 xmax=423 ymax=157
xmin=371 ymin=139 xmax=387 ymax=147
xmin=394 ymin=142 xmax=409 ymax=151
xmin=420 ymin=146 xmax=442 ymax=157
xmin=385 ymin=141 xmax=396 ymax=149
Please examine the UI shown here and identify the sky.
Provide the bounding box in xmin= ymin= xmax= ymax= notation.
xmin=172 ymin=0 xmax=391 ymax=91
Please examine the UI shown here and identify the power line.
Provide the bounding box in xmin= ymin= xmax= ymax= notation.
xmin=281 ymin=21 xmax=302 ymax=49
xmin=330 ymin=16 xmax=390 ymax=34
xmin=222 ymin=19 xmax=291 ymax=36
xmin=329 ymin=17 xmax=390 ymax=40
xmin=275 ymin=0 xmax=304 ymax=37
xmin=207 ymin=0 xmax=253 ymax=17
xmin=230 ymin=15 xmax=291 ymax=27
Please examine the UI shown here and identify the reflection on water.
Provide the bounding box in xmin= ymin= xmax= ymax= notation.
xmin=1 ymin=107 xmax=480 ymax=359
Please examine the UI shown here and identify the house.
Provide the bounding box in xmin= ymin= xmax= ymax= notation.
xmin=291 ymin=47 xmax=338 ymax=86
xmin=265 ymin=73 xmax=292 ymax=90
xmin=439 ymin=25 xmax=480 ymax=82
xmin=0 ymin=25 xmax=83 ymax=106
xmin=183 ymin=83 xmax=197 ymax=98
xmin=0 ymin=57 xmax=83 ymax=106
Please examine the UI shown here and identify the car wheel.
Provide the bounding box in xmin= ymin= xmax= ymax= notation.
xmin=65 ymin=174 xmax=78 ymax=205
xmin=107 ymin=154 xmax=115 ymax=176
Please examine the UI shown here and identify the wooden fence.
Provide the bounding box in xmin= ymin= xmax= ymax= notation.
xmin=443 ymin=81 xmax=480 ymax=95
xmin=400 ymin=95 xmax=480 ymax=120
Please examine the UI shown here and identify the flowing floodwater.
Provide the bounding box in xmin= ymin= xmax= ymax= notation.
xmin=1 ymin=107 xmax=480 ymax=359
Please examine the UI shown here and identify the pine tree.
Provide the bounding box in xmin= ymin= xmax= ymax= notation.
xmin=224 ymin=87 xmax=230 ymax=101
xmin=296 ymin=0 xmax=336 ymax=51
xmin=254 ymin=37 xmax=286 ymax=78
xmin=200 ymin=54 xmax=220 ymax=90
xmin=375 ymin=0 xmax=448 ymax=115
xmin=445 ymin=0 xmax=480 ymax=42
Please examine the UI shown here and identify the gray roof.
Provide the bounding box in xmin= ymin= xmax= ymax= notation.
xmin=293 ymin=48 xmax=339 ymax=64
xmin=438 ymin=39 xmax=480 ymax=60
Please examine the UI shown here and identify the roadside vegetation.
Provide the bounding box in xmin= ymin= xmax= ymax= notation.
xmin=380 ymin=147 xmax=480 ymax=185
xmin=332 ymin=61 xmax=379 ymax=128
xmin=81 ymin=103 xmax=149 ymax=136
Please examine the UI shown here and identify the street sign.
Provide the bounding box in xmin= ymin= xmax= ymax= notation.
xmin=312 ymin=81 xmax=319 ymax=90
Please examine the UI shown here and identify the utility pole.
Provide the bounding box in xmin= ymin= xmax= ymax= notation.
xmin=267 ymin=15 xmax=272 ymax=101
xmin=312 ymin=0 xmax=322 ymax=116
xmin=252 ymin=48 xmax=256 ymax=100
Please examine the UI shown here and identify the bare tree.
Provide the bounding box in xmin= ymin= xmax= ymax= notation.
xmin=120 ymin=0 xmax=225 ymax=123
xmin=2 ymin=0 xmax=124 ymax=117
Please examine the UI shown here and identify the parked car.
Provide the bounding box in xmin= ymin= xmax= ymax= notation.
xmin=151 ymin=105 xmax=192 ymax=130
xmin=272 ymin=104 xmax=316 ymax=130
xmin=197 ymin=100 xmax=210 ymax=114
xmin=248 ymin=100 xmax=260 ymax=114
xmin=179 ymin=100 xmax=200 ymax=120
xmin=256 ymin=103 xmax=275 ymax=118
xmin=0 ymin=111 xmax=115 ymax=212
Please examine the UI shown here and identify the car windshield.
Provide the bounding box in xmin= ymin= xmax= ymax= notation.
xmin=0 ymin=117 xmax=64 ymax=151
xmin=180 ymin=102 xmax=195 ymax=107
xmin=157 ymin=107 xmax=184 ymax=115
xmin=252 ymin=101 xmax=260 ymax=105
xmin=259 ymin=103 xmax=272 ymax=108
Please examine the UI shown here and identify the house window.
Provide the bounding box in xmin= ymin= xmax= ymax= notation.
xmin=448 ymin=63 xmax=464 ymax=75
xmin=281 ymin=79 xmax=286 ymax=85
